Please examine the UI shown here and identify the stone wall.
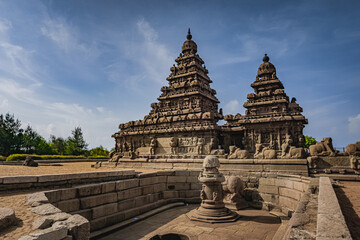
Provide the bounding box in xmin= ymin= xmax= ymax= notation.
xmin=108 ymin=158 xmax=309 ymax=176
xmin=0 ymin=170 xmax=136 ymax=191
xmin=41 ymin=170 xmax=201 ymax=235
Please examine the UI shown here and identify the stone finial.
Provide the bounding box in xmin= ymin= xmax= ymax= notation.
xmin=187 ymin=28 xmax=192 ymax=40
xmin=203 ymin=155 xmax=220 ymax=168
xmin=263 ymin=53 xmax=269 ymax=62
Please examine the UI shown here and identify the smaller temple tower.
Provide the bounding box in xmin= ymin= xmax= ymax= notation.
xmin=224 ymin=54 xmax=307 ymax=153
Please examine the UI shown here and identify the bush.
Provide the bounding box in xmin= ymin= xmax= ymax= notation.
xmin=0 ymin=156 xmax=6 ymax=161
xmin=6 ymin=154 xmax=86 ymax=161
xmin=304 ymin=136 xmax=317 ymax=149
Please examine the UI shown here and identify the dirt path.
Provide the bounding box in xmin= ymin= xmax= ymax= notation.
xmin=335 ymin=181 xmax=360 ymax=240
xmin=0 ymin=162 xmax=156 ymax=177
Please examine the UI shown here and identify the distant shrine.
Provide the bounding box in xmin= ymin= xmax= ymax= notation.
xmin=111 ymin=29 xmax=307 ymax=160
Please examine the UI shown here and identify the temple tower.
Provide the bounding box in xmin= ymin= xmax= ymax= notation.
xmin=112 ymin=29 xmax=223 ymax=158
xmin=224 ymin=54 xmax=307 ymax=153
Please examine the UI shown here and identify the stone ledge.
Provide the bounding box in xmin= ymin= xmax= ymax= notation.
xmin=316 ymin=177 xmax=351 ymax=239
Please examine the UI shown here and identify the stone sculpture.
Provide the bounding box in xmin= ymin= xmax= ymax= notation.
xmin=350 ymin=155 xmax=359 ymax=170
xmin=188 ymin=155 xmax=239 ymax=223
xmin=222 ymin=176 xmax=248 ymax=210
xmin=254 ymin=143 xmax=277 ymax=159
xmin=23 ymin=156 xmax=38 ymax=167
xmin=345 ymin=141 xmax=360 ymax=156
xmin=150 ymin=138 xmax=157 ymax=155
xmin=169 ymin=137 xmax=178 ymax=154
xmin=309 ymin=137 xmax=338 ymax=156
xmin=228 ymin=146 xmax=250 ymax=159
xmin=281 ymin=138 xmax=306 ymax=159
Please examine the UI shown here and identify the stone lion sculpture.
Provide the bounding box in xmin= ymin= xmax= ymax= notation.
xmin=222 ymin=176 xmax=248 ymax=210
xmin=108 ymin=151 xmax=121 ymax=162
xmin=309 ymin=137 xmax=338 ymax=156
xmin=228 ymin=146 xmax=250 ymax=159
xmin=254 ymin=143 xmax=277 ymax=159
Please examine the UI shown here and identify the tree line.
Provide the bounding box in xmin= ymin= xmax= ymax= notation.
xmin=0 ymin=113 xmax=109 ymax=157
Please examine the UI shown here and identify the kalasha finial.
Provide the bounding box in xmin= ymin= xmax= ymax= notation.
xmin=263 ymin=53 xmax=269 ymax=62
xmin=187 ymin=28 xmax=192 ymax=40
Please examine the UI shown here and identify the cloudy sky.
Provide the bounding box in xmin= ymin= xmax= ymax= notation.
xmin=0 ymin=0 xmax=359 ymax=149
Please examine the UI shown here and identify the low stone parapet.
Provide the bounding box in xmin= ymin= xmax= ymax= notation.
xmin=316 ymin=177 xmax=351 ymax=239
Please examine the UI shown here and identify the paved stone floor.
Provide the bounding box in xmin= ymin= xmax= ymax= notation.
xmin=100 ymin=205 xmax=281 ymax=240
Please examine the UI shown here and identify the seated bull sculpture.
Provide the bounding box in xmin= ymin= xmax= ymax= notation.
xmin=228 ymin=146 xmax=250 ymax=159
xmin=254 ymin=143 xmax=277 ymax=159
xmin=309 ymin=137 xmax=338 ymax=156
xmin=281 ymin=138 xmax=306 ymax=159
xmin=345 ymin=141 xmax=360 ymax=156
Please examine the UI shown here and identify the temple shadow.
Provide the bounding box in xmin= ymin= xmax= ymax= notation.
xmin=334 ymin=187 xmax=360 ymax=240
xmin=0 ymin=217 xmax=23 ymax=237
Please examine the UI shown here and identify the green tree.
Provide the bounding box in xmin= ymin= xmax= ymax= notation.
xmin=0 ymin=113 xmax=24 ymax=156
xmin=304 ymin=136 xmax=317 ymax=148
xmin=65 ymin=127 xmax=88 ymax=155
xmin=88 ymin=146 xmax=109 ymax=156
xmin=22 ymin=125 xmax=42 ymax=154
xmin=50 ymin=135 xmax=66 ymax=155
xmin=35 ymin=138 xmax=55 ymax=155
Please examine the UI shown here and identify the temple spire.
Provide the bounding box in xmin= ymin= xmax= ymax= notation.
xmin=187 ymin=28 xmax=192 ymax=40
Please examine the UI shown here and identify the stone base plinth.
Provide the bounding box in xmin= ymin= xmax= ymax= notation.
xmin=187 ymin=206 xmax=239 ymax=223
xmin=224 ymin=199 xmax=249 ymax=210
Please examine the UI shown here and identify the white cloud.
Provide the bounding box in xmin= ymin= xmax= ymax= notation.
xmin=348 ymin=114 xmax=360 ymax=135
xmin=224 ymin=99 xmax=240 ymax=113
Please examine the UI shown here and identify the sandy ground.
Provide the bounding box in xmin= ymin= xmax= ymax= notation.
xmin=0 ymin=162 xmax=156 ymax=177
xmin=335 ymin=181 xmax=360 ymax=240
xmin=0 ymin=162 xmax=158 ymax=239
xmin=0 ymin=190 xmax=40 ymax=240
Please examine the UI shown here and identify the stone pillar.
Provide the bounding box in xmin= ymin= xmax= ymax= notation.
xmin=188 ymin=155 xmax=239 ymax=223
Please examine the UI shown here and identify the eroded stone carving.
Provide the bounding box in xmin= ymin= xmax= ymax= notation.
xmin=222 ymin=176 xmax=248 ymax=210
xmin=345 ymin=141 xmax=360 ymax=156
xmin=228 ymin=146 xmax=250 ymax=159
xmin=254 ymin=143 xmax=277 ymax=159
xmin=281 ymin=138 xmax=306 ymax=159
xmin=309 ymin=137 xmax=338 ymax=156
xmin=23 ymin=156 xmax=38 ymax=167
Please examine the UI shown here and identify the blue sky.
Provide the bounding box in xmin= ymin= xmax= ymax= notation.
xmin=0 ymin=0 xmax=359 ymax=149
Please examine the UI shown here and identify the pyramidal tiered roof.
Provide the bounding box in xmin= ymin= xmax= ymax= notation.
xmin=225 ymin=54 xmax=307 ymax=126
xmin=117 ymin=29 xmax=222 ymax=136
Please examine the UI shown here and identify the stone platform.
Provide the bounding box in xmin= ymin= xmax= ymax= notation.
xmin=103 ymin=157 xmax=309 ymax=176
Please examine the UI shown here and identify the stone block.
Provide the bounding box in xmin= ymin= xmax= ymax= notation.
xmin=90 ymin=217 xmax=107 ymax=232
xmin=115 ymin=179 xmax=139 ymax=191
xmin=57 ymin=199 xmax=80 ymax=213
xmin=174 ymin=170 xmax=189 ymax=176
xmin=157 ymin=176 xmax=167 ymax=183
xmin=317 ymin=213 xmax=351 ymax=239
xmin=80 ymin=192 xmax=117 ymax=209
xmin=185 ymin=190 xmax=200 ymax=198
xmin=275 ymin=179 xmax=293 ymax=189
xmin=259 ymin=178 xmax=276 ymax=186
xmin=44 ymin=190 xmax=62 ymax=203
xmin=64 ymin=214 xmax=90 ymax=240
xmin=117 ymin=187 xmax=142 ymax=201
xmin=148 ymin=193 xmax=160 ymax=203
xmin=135 ymin=195 xmax=150 ymax=207
xmin=142 ymin=185 xmax=155 ymax=195
xmin=258 ymin=185 xmax=279 ymax=195
xmin=167 ymin=176 xmax=187 ymax=183
xmin=279 ymin=187 xmax=302 ymax=201
xmin=26 ymin=192 xmax=49 ymax=207
xmin=2 ymin=176 xmax=37 ymax=184
xmin=38 ymin=174 xmax=70 ymax=183
xmin=279 ymin=196 xmax=298 ymax=211
xmin=139 ymin=177 xmax=159 ymax=186
xmin=117 ymin=199 xmax=135 ymax=212
xmin=105 ymin=212 xmax=125 ymax=226
xmin=60 ymin=188 xmax=77 ymax=201
xmin=32 ymin=216 xmax=53 ymax=230
xmin=189 ymin=171 xmax=201 ymax=176
xmin=27 ymin=223 xmax=68 ymax=240
xmin=77 ymin=184 xmax=101 ymax=197
xmin=92 ymin=203 xmax=118 ymax=219
xmin=168 ymin=183 xmax=190 ymax=190
xmin=293 ymin=181 xmax=307 ymax=192
xmin=100 ymin=182 xmax=116 ymax=193
xmin=190 ymin=183 xmax=202 ymax=190
xmin=153 ymin=183 xmax=166 ymax=192
xmin=186 ymin=176 xmax=199 ymax=183
xmin=71 ymin=209 xmax=92 ymax=221
xmin=163 ymin=191 xmax=179 ymax=199
xmin=0 ymin=208 xmax=16 ymax=230
xmin=30 ymin=204 xmax=62 ymax=215
xmin=123 ymin=207 xmax=140 ymax=220
xmin=137 ymin=172 xmax=157 ymax=178
xmin=156 ymin=170 xmax=175 ymax=176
